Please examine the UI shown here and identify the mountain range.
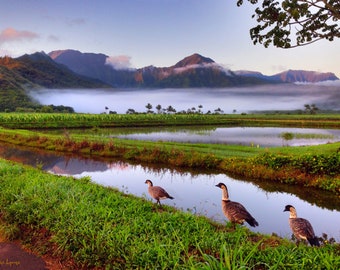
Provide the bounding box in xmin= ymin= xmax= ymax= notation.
xmin=49 ymin=50 xmax=267 ymax=87
xmin=0 ymin=50 xmax=339 ymax=112
xmin=49 ymin=49 xmax=339 ymax=87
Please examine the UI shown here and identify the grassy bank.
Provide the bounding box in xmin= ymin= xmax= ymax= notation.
xmin=0 ymin=159 xmax=339 ymax=269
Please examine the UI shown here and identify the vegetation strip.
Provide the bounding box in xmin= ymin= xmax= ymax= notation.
xmin=1 ymin=112 xmax=340 ymax=129
xmin=0 ymin=160 xmax=339 ymax=269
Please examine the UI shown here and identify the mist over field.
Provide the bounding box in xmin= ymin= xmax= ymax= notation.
xmin=29 ymin=83 xmax=340 ymax=114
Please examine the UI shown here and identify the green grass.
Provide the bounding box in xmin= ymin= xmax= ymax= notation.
xmin=1 ymin=112 xmax=340 ymax=129
xmin=280 ymin=131 xmax=335 ymax=140
xmin=0 ymin=159 xmax=339 ymax=269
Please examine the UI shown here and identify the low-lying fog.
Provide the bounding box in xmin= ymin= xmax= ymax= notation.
xmin=29 ymin=83 xmax=340 ymax=114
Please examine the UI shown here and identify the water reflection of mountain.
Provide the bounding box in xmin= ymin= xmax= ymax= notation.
xmin=0 ymin=143 xmax=110 ymax=175
xmin=1 ymin=142 xmax=339 ymax=212
xmin=47 ymin=158 xmax=107 ymax=175
xmin=0 ymin=143 xmax=60 ymax=167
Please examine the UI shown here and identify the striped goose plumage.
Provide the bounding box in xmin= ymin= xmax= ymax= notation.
xmin=284 ymin=205 xmax=320 ymax=246
xmin=145 ymin=179 xmax=174 ymax=205
xmin=215 ymin=182 xmax=258 ymax=227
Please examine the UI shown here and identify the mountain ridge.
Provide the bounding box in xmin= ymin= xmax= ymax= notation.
xmin=49 ymin=49 xmax=339 ymax=87
xmin=0 ymin=52 xmax=109 ymax=111
xmin=50 ymin=50 xmax=258 ymax=87
xmin=272 ymin=69 xmax=338 ymax=83
xmin=16 ymin=52 xmax=109 ymax=88
xmin=173 ymin=53 xmax=215 ymax=68
xmin=235 ymin=69 xmax=339 ymax=83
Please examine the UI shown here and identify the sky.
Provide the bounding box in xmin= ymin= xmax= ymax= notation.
xmin=1 ymin=0 xmax=340 ymax=77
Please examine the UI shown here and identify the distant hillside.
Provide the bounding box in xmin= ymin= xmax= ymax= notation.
xmin=270 ymin=70 xmax=339 ymax=83
xmin=49 ymin=50 xmax=273 ymax=87
xmin=49 ymin=50 xmax=136 ymax=87
xmin=0 ymin=63 xmax=37 ymax=111
xmin=0 ymin=53 xmax=108 ymax=111
xmin=15 ymin=52 xmax=109 ymax=88
xmin=235 ymin=69 xmax=339 ymax=83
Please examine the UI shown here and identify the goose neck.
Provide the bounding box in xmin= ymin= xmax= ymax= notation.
xmin=221 ymin=187 xmax=229 ymax=201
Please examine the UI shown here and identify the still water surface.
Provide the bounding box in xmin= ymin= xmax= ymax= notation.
xmin=44 ymin=126 xmax=340 ymax=147
xmin=1 ymin=143 xmax=339 ymax=242
xmin=113 ymin=126 xmax=340 ymax=147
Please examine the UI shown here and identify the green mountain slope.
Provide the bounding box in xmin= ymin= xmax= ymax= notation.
xmin=0 ymin=53 xmax=108 ymax=112
xmin=15 ymin=52 xmax=108 ymax=88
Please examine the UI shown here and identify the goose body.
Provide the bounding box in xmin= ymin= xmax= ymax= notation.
xmin=284 ymin=205 xmax=320 ymax=246
xmin=215 ymin=182 xmax=258 ymax=227
xmin=145 ymin=179 xmax=174 ymax=205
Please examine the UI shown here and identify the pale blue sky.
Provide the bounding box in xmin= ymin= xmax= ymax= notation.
xmin=1 ymin=0 xmax=339 ymax=77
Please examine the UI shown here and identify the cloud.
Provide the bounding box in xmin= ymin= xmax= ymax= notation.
xmin=174 ymin=62 xmax=233 ymax=75
xmin=0 ymin=27 xmax=39 ymax=44
xmin=314 ymin=80 xmax=340 ymax=86
xmin=105 ymin=55 xmax=134 ymax=70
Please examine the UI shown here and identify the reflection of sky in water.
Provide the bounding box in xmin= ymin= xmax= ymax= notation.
xmin=116 ymin=127 xmax=340 ymax=147
xmin=65 ymin=162 xmax=340 ymax=242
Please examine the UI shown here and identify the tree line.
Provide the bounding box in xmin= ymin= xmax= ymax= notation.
xmin=104 ymin=103 xmax=225 ymax=115
xmin=106 ymin=103 xmax=321 ymax=115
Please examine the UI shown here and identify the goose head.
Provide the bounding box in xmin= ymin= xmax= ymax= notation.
xmin=215 ymin=182 xmax=227 ymax=189
xmin=145 ymin=179 xmax=153 ymax=186
xmin=283 ymin=204 xmax=294 ymax=212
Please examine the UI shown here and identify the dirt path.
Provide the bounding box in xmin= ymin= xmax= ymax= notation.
xmin=0 ymin=242 xmax=47 ymax=270
xmin=0 ymin=222 xmax=86 ymax=270
xmin=0 ymin=231 xmax=69 ymax=270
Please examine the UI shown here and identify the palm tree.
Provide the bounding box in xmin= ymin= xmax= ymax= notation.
xmin=214 ymin=107 xmax=224 ymax=114
xmin=304 ymin=104 xmax=319 ymax=115
xmin=145 ymin=103 xmax=153 ymax=113
xmin=126 ymin=108 xmax=136 ymax=114
xmin=198 ymin=104 xmax=203 ymax=114
xmin=166 ymin=105 xmax=176 ymax=114
xmin=311 ymin=104 xmax=319 ymax=114
xmin=156 ymin=104 xmax=162 ymax=114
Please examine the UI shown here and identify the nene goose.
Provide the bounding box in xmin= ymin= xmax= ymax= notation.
xmin=215 ymin=182 xmax=259 ymax=227
xmin=283 ymin=205 xmax=320 ymax=246
xmin=145 ymin=179 xmax=174 ymax=205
